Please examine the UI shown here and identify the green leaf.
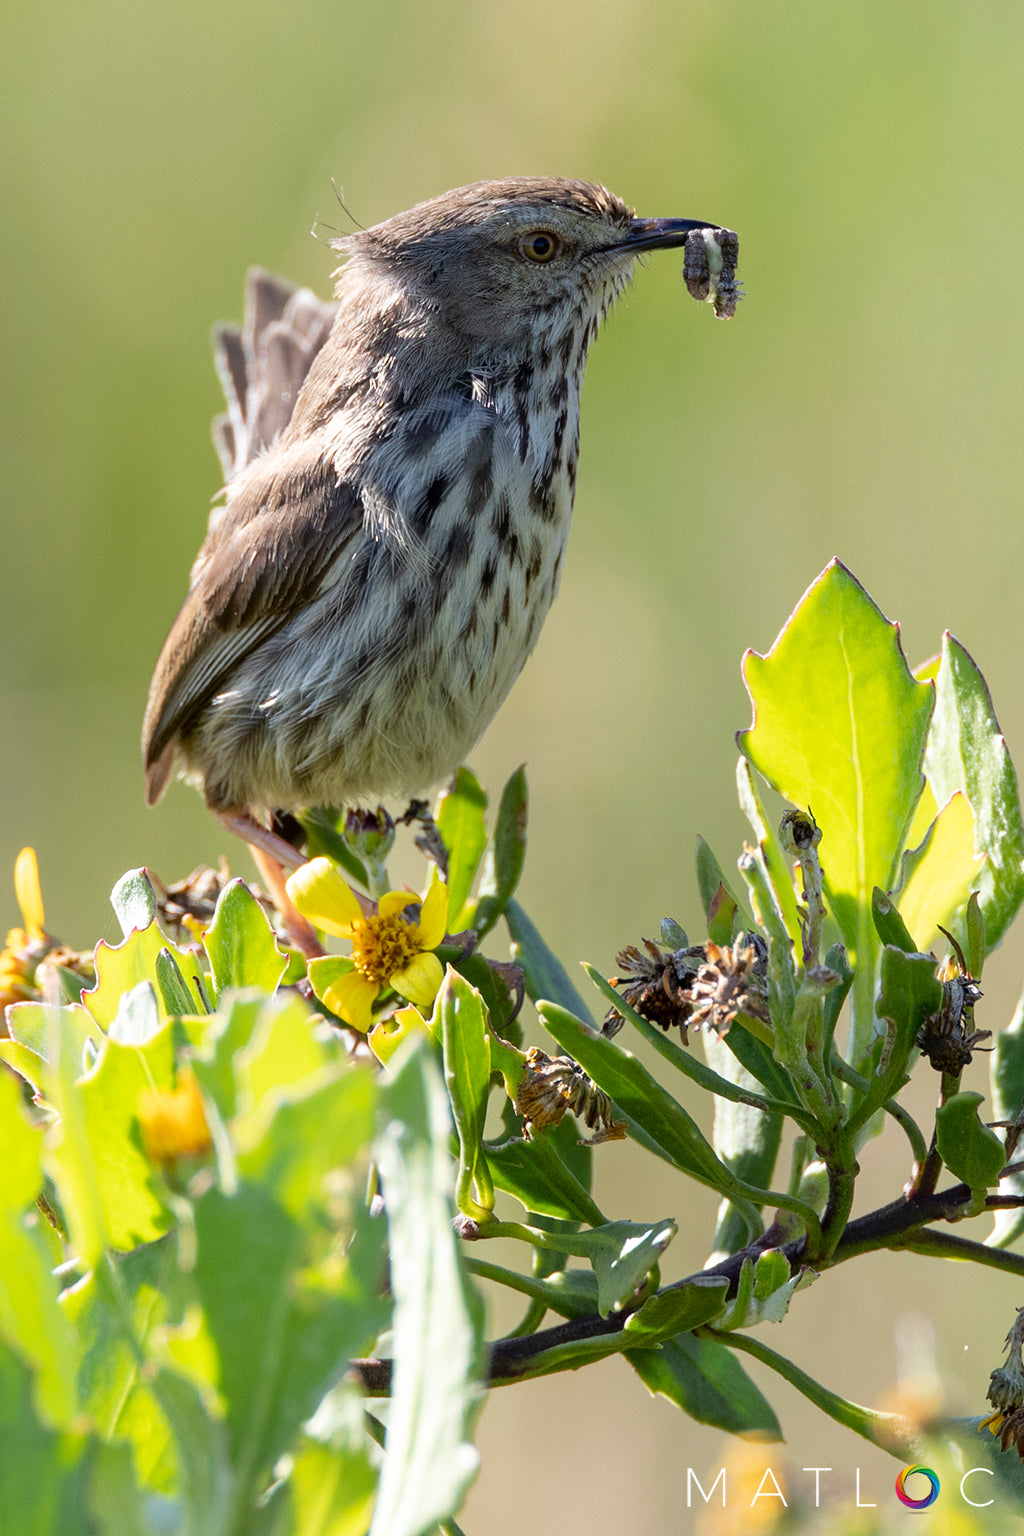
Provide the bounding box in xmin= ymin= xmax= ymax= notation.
xmin=821 ymin=941 xmax=854 ymax=1060
xmin=67 ymin=1022 xmax=177 ymax=1251
xmin=109 ymin=980 xmax=162 ymax=1045
xmin=473 ymin=766 xmax=528 ymax=937
xmin=966 ymin=891 xmax=986 ymax=979
xmin=702 ymin=1030 xmax=783 ymax=1257
xmin=83 ymin=921 xmax=204 ymax=1030
xmin=895 ymin=792 xmax=984 ymax=951
xmin=567 ymin=1219 xmax=676 ymax=1315
xmin=1 ymin=1002 xmax=101 ymax=1095
xmin=436 ymin=768 xmax=489 ymax=928
xmin=848 ymin=946 xmax=941 ymax=1135
xmin=192 ymin=1181 xmax=383 ymax=1518
xmin=628 ymin=1331 xmax=782 ymax=1438
xmin=537 ymin=1002 xmax=748 ymax=1199
xmin=935 ymin=1091 xmax=1006 ymax=1191
xmin=65 ymin=1245 xmax=177 ymax=1497
xmin=923 ymin=632 xmax=1024 ymax=948
xmin=716 ymin=1251 xmax=816 ymax=1329
xmin=0 ymin=1070 xmax=76 ymax=1425
xmin=486 ymin=1135 xmax=604 ymax=1227
xmin=190 ymin=991 xmax=264 ymax=1122
xmin=871 ymin=888 xmax=917 ymax=954
xmin=506 ymin=898 xmax=594 ymax=1023
xmin=718 ymin=1019 xmax=801 ymax=1108
xmin=371 ymin=1043 xmax=485 ymax=1536
xmin=438 ymin=968 xmax=494 ymax=1219
xmin=696 ymin=837 xmax=752 ymax=935
xmin=299 ymin=809 xmax=368 ymax=886
xmin=622 ymin=1277 xmax=729 ymax=1343
xmin=155 ymin=947 xmax=203 ymax=1019
xmin=0 ymin=1344 xmax=91 ymax=1536
xmin=989 ymin=987 xmax=1024 ymax=1248
xmin=236 ymin=1065 xmax=377 ymax=1221
xmin=735 ymin=759 xmax=802 ymax=946
xmin=204 ymin=879 xmax=287 ymax=999
xmin=289 ymin=1431 xmax=378 ymax=1536
xmin=110 ymin=868 xmax=158 ymax=939
xmin=232 ymin=993 xmax=332 ymax=1147
xmin=738 ymin=560 xmax=934 ymax=965
xmin=464 ymin=1258 xmax=599 ymax=1320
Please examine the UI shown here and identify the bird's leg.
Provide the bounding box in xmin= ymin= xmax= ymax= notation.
xmin=397 ymin=799 xmax=449 ymax=878
xmin=245 ymin=844 xmax=323 ymax=959
xmin=216 ymin=809 xmax=309 ymax=870
xmin=215 ymin=809 xmax=326 ymax=957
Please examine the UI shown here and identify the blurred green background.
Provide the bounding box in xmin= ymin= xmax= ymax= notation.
xmin=4 ymin=0 xmax=1024 ymax=1527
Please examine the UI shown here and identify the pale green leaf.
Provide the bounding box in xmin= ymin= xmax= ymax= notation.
xmin=371 ymin=1044 xmax=484 ymax=1536
xmin=738 ymin=560 xmax=934 ymax=964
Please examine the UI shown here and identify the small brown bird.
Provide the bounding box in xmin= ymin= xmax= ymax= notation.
xmin=142 ymin=177 xmax=732 ymax=866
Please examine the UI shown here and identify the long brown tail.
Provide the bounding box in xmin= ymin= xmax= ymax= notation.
xmin=211 ymin=268 xmax=336 ymax=485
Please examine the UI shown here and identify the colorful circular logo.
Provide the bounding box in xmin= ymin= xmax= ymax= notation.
xmin=895 ymin=1465 xmax=940 ymax=1509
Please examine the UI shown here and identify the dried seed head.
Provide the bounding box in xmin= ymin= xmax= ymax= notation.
xmin=916 ymin=932 xmax=988 ymax=1074
xmin=515 ymin=1047 xmax=626 ymax=1145
xmin=688 ymin=937 xmax=769 ymax=1037
xmin=604 ymin=937 xmax=703 ymax=1040
xmin=981 ymin=1309 xmax=1024 ymax=1457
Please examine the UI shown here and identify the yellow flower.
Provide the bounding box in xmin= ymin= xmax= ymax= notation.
xmin=137 ymin=1071 xmax=213 ymax=1165
xmin=286 ymin=859 xmax=449 ymax=1031
xmin=1 ymin=848 xmax=51 ymax=1011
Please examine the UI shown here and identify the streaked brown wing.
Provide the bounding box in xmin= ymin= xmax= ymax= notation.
xmin=142 ymin=455 xmax=362 ymax=800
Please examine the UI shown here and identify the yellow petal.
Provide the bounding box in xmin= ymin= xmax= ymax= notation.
xmin=285 ymin=858 xmax=363 ymax=937
xmin=391 ymin=951 xmax=444 ymax=1009
xmin=14 ymin=848 xmax=45 ymax=940
xmin=414 ymin=867 xmax=449 ymax=950
xmin=323 ymin=969 xmax=379 ymax=1032
xmin=378 ymin=889 xmax=418 ymax=922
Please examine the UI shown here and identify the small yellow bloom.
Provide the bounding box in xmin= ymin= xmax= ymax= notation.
xmin=138 ymin=1071 xmax=213 ymax=1165
xmin=286 ymin=859 xmax=449 ymax=1031
xmin=1 ymin=848 xmax=52 ymax=1011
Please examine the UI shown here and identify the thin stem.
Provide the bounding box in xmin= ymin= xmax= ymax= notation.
xmin=705 ymin=1327 xmax=911 ymax=1455
xmin=893 ymin=1228 xmax=1024 ymax=1277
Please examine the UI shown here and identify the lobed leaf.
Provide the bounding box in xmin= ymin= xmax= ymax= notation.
xmin=203 ymin=879 xmax=288 ymax=999
xmin=922 ymin=632 xmax=1024 ymax=948
xmin=738 ymin=560 xmax=933 ymax=965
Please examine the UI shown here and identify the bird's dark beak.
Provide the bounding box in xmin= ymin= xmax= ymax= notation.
xmin=615 ymin=216 xmax=719 ymax=253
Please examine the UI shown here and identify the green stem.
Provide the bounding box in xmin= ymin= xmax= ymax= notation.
xmin=893 ymin=1228 xmax=1024 ymax=1276
xmin=705 ymin=1327 xmax=912 ymax=1455
xmin=830 ymin=1053 xmax=928 ymax=1167
xmin=732 ymin=1178 xmax=824 ymax=1255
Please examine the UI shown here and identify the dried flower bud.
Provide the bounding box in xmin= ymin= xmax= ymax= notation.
xmin=917 ymin=928 xmax=988 ymax=1074
xmin=344 ymin=806 xmax=396 ymax=862
xmin=515 ymin=1047 xmax=626 ymax=1145
xmin=981 ymin=1308 xmax=1024 ymax=1457
xmin=688 ymin=937 xmax=769 ymax=1037
xmin=605 ymin=938 xmax=703 ymax=1040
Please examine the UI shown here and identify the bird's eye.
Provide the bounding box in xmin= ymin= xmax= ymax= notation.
xmin=519 ymin=231 xmax=561 ymax=263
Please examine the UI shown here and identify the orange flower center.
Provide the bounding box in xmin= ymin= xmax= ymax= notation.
xmin=350 ymin=910 xmax=420 ymax=985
